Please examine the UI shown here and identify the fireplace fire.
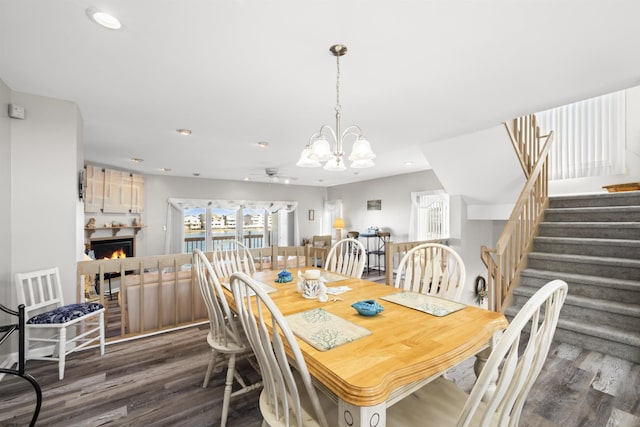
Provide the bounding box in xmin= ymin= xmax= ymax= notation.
xmin=89 ymin=237 xmax=135 ymax=260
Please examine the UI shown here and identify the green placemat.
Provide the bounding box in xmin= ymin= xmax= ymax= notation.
xmin=380 ymin=291 xmax=466 ymax=317
xmin=286 ymin=308 xmax=371 ymax=351
xmin=320 ymin=270 xmax=349 ymax=283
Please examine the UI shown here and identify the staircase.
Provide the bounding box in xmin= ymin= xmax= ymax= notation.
xmin=506 ymin=191 xmax=640 ymax=363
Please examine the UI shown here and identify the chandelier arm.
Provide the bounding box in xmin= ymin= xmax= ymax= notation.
xmin=341 ymin=125 xmax=363 ymax=140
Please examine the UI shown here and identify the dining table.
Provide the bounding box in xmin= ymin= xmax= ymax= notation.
xmin=224 ymin=267 xmax=508 ymax=427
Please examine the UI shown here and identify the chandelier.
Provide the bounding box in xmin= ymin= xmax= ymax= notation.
xmin=296 ymin=44 xmax=375 ymax=171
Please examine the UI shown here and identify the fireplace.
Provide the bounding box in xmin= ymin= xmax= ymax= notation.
xmin=88 ymin=237 xmax=136 ymax=299
xmin=89 ymin=237 xmax=135 ymax=260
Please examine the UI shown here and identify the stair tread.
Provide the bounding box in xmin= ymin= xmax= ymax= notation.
xmin=521 ymin=269 xmax=640 ymax=289
xmin=513 ymin=285 xmax=640 ymax=316
xmin=546 ymin=206 xmax=640 ymax=213
xmin=540 ymin=222 xmax=640 ymax=227
xmin=528 ymin=251 xmax=640 ymax=267
xmin=534 ymin=236 xmax=640 ymax=247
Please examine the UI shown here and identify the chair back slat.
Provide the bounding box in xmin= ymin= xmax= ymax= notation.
xmin=231 ymin=272 xmax=328 ymax=427
xmin=394 ymin=243 xmax=466 ymax=301
xmin=325 ymin=238 xmax=366 ymax=279
xmin=459 ymin=280 xmax=567 ymax=426
xmin=15 ymin=267 xmax=64 ymax=318
xmin=212 ymin=241 xmax=256 ymax=280
xmin=193 ymin=249 xmax=243 ymax=347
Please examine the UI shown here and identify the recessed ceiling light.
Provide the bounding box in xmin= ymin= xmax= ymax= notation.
xmin=244 ymin=177 xmax=250 ymax=181
xmin=161 ymin=167 xmax=172 ymax=172
xmin=86 ymin=7 xmax=122 ymax=30
xmin=257 ymin=141 xmax=269 ymax=148
xmin=404 ymin=161 xmax=413 ymax=166
xmin=176 ymin=128 xmax=192 ymax=136
xmin=130 ymin=157 xmax=144 ymax=163
xmin=283 ymin=178 xmax=290 ymax=184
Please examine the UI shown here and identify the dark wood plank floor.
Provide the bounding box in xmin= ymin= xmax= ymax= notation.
xmin=2 ymin=275 xmax=639 ymax=427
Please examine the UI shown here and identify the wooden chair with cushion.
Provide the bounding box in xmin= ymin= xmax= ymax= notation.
xmin=325 ymin=238 xmax=367 ymax=279
xmin=193 ymin=249 xmax=262 ymax=427
xmin=394 ymin=242 xmax=466 ymax=301
xmin=212 ymin=240 xmax=256 ymax=280
xmin=387 ymin=279 xmax=568 ymax=426
xmin=15 ymin=267 xmax=105 ymax=380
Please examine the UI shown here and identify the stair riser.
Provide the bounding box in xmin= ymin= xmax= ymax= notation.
xmin=544 ymin=210 xmax=640 ymax=222
xmin=552 ymin=328 xmax=640 ymax=364
xmin=532 ymin=241 xmax=640 ymax=259
xmin=505 ymin=314 xmax=640 ymax=364
xmin=538 ymin=225 xmax=640 ymax=240
xmin=512 ymin=294 xmax=639 ymax=330
xmin=520 ymin=274 xmax=640 ymax=304
xmin=549 ymin=193 xmax=640 ymax=208
xmin=527 ymin=258 xmax=639 ymax=280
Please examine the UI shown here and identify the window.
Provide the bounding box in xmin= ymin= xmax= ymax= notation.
xmin=166 ymin=198 xmax=298 ymax=255
xmin=536 ymin=90 xmax=626 ymax=180
xmin=409 ymin=191 xmax=449 ymax=241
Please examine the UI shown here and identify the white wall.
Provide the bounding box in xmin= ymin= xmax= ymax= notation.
xmin=0 ymin=79 xmax=12 ymax=338
xmin=10 ymin=92 xmax=83 ymax=306
xmin=549 ymin=85 xmax=640 ymax=195
xmin=326 ymin=170 xmax=443 ymax=242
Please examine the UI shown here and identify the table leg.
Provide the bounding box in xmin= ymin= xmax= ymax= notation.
xmin=473 ymin=329 xmax=503 ymax=402
xmin=338 ymin=400 xmax=386 ymax=427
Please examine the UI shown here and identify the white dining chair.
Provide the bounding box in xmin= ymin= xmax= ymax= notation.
xmin=14 ymin=267 xmax=105 ymax=380
xmin=230 ymin=272 xmax=337 ymax=427
xmin=394 ymin=243 xmax=466 ymax=301
xmin=325 ymin=238 xmax=366 ymax=279
xmin=193 ymin=249 xmax=262 ymax=427
xmin=387 ymin=279 xmax=568 ymax=426
xmin=212 ymin=240 xmax=256 ymax=280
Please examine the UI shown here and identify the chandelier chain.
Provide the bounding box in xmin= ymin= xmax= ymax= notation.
xmin=335 ymin=55 xmax=341 ymax=113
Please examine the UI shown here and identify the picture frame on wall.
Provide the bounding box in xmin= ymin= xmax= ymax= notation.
xmin=367 ymin=200 xmax=382 ymax=211
xmin=308 ymin=209 xmax=315 ymax=221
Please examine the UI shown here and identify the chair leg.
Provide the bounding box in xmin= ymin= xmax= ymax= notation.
xmin=58 ymin=327 xmax=66 ymax=380
xmin=221 ymin=354 xmax=237 ymax=427
xmin=99 ymin=311 xmax=105 ymax=356
xmin=203 ymin=349 xmax=219 ymax=388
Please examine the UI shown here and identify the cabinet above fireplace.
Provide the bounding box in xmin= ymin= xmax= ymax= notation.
xmin=84 ymin=165 xmax=144 ymax=213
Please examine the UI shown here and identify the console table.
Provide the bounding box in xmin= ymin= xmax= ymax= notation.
xmin=360 ymin=231 xmax=391 ymax=274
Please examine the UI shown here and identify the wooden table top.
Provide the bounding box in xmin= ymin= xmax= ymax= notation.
xmin=232 ymin=268 xmax=508 ymax=407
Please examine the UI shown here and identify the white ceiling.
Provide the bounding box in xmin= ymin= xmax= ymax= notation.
xmin=1 ymin=1 xmax=639 ymax=187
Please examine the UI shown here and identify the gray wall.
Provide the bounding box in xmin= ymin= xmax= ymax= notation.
xmin=326 ymin=170 xmax=443 ymax=242
xmin=138 ymin=175 xmax=328 ymax=256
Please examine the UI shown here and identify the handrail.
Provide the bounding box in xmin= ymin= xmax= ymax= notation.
xmin=481 ymin=115 xmax=554 ymax=312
